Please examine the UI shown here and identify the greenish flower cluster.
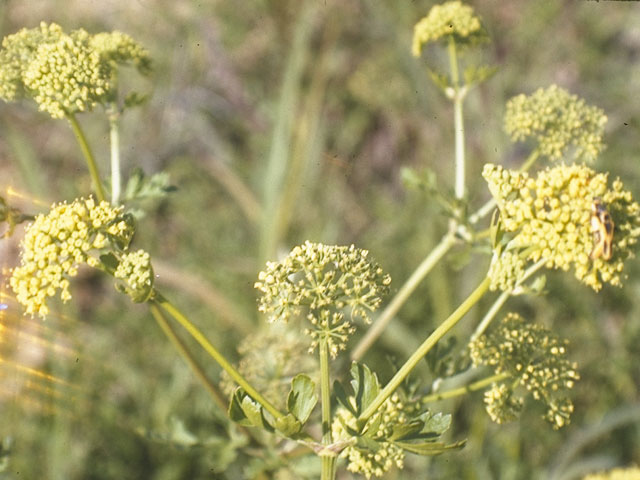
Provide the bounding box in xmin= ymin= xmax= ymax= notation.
xmin=0 ymin=22 xmax=150 ymax=118
xmin=220 ymin=323 xmax=317 ymax=408
xmin=10 ymin=197 xmax=135 ymax=317
xmin=255 ymin=241 xmax=390 ymax=356
xmin=114 ymin=249 xmax=154 ymax=303
xmin=488 ymin=250 xmax=525 ymax=292
xmin=483 ymin=383 xmax=524 ymax=424
xmin=583 ymin=467 xmax=640 ymax=480
xmin=332 ymin=394 xmax=406 ymax=478
xmin=412 ymin=1 xmax=487 ymax=56
xmin=484 ymin=163 xmax=640 ymax=291
xmin=469 ymin=313 xmax=580 ymax=429
xmin=504 ymin=85 xmax=607 ymax=163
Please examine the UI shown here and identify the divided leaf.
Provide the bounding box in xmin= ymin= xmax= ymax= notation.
xmin=286 ymin=374 xmax=317 ymax=424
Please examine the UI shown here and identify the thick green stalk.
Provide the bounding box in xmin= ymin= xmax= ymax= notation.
xmin=67 ymin=113 xmax=106 ymax=202
xmin=448 ymin=36 xmax=465 ymax=201
xmin=319 ymin=338 xmax=336 ymax=480
xmin=359 ymin=276 xmax=491 ymax=423
xmin=351 ymin=231 xmax=457 ymax=361
xmin=107 ymin=105 xmax=122 ymax=204
xmin=420 ymin=371 xmax=510 ymax=403
xmin=149 ymin=302 xmax=227 ymax=410
xmin=153 ymin=293 xmax=284 ymax=421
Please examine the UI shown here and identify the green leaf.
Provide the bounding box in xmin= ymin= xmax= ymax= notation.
xmin=390 ymin=420 xmax=428 ymax=442
xmin=123 ymin=91 xmax=150 ymax=109
xmin=426 ymin=67 xmax=451 ymax=93
xmin=99 ymin=253 xmax=120 ymax=275
xmin=394 ymin=439 xmax=466 ymax=456
xmin=287 ymin=374 xmax=317 ymax=424
xmin=228 ymin=389 xmax=252 ymax=427
xmin=349 ymin=362 xmax=380 ymax=415
xmin=333 ymin=380 xmax=357 ymax=416
xmin=123 ymin=168 xmax=176 ymax=204
xmin=421 ymin=411 xmax=452 ymax=435
xmin=463 ymin=64 xmax=497 ymax=87
xmin=275 ymin=413 xmax=302 ymax=437
xmin=228 ymin=388 xmax=274 ymax=432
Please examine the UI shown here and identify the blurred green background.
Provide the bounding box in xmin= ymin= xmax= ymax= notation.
xmin=1 ymin=0 xmax=640 ymax=478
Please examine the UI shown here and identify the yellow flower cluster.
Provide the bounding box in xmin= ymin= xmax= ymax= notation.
xmin=484 ymin=163 xmax=640 ymax=291
xmin=412 ymin=1 xmax=487 ymax=56
xmin=504 ymin=85 xmax=607 ymax=163
xmin=114 ymin=249 xmax=154 ymax=303
xmin=255 ymin=241 xmax=390 ymax=353
xmin=488 ymin=250 xmax=525 ymax=292
xmin=0 ymin=22 xmax=150 ymax=118
xmin=10 ymin=197 xmax=134 ymax=317
xmin=89 ymin=31 xmax=151 ymax=74
xmin=469 ymin=313 xmax=580 ymax=429
xmin=483 ymin=383 xmax=523 ymax=424
xmin=332 ymin=394 xmax=406 ymax=479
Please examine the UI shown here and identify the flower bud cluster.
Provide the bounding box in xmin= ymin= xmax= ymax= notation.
xmin=220 ymin=323 xmax=317 ymax=408
xmin=114 ymin=249 xmax=154 ymax=303
xmin=504 ymin=85 xmax=607 ymax=163
xmin=332 ymin=394 xmax=407 ymax=478
xmin=10 ymin=197 xmax=135 ymax=317
xmin=255 ymin=241 xmax=390 ymax=354
xmin=483 ymin=163 xmax=640 ymax=291
xmin=0 ymin=22 xmax=150 ymax=118
xmin=469 ymin=313 xmax=579 ymax=429
xmin=412 ymin=1 xmax=487 ymax=56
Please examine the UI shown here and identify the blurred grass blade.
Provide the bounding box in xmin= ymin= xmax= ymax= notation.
xmin=259 ymin=1 xmax=317 ymax=264
xmin=3 ymin=121 xmax=49 ymax=198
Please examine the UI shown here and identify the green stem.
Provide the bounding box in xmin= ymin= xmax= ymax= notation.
xmin=153 ymin=293 xmax=284 ymax=421
xmin=351 ymin=231 xmax=457 ymax=361
xmin=108 ymin=105 xmax=122 ymax=205
xmin=149 ymin=302 xmax=227 ymax=410
xmin=359 ymin=276 xmax=491 ymax=423
xmin=472 ymin=258 xmax=546 ymax=341
xmin=421 ymin=371 xmax=510 ymax=403
xmin=319 ymin=338 xmax=336 ymax=480
xmin=448 ymin=36 xmax=465 ymax=201
xmin=67 ymin=113 xmax=106 ymax=202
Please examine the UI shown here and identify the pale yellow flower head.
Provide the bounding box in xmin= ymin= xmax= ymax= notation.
xmin=0 ymin=22 xmax=150 ymax=118
xmin=412 ymin=1 xmax=487 ymax=56
xmin=470 ymin=313 xmax=579 ymax=429
xmin=504 ymin=85 xmax=607 ymax=163
xmin=255 ymin=241 xmax=390 ymax=356
xmin=484 ymin=163 xmax=640 ymax=291
xmin=10 ymin=197 xmax=135 ymax=317
xmin=114 ymin=249 xmax=154 ymax=303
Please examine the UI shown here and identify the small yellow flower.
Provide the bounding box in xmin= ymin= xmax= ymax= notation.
xmin=412 ymin=1 xmax=487 ymax=56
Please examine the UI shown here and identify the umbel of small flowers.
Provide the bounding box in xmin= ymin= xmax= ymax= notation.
xmin=484 ymin=163 xmax=640 ymax=291
xmin=412 ymin=0 xmax=488 ymax=56
xmin=9 ymin=197 xmax=153 ymax=317
xmin=0 ymin=22 xmax=150 ymax=119
xmin=331 ymin=393 xmax=407 ymax=478
xmin=469 ymin=312 xmax=580 ymax=429
xmin=254 ymin=241 xmax=391 ymax=357
xmin=504 ymin=85 xmax=607 ymax=163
